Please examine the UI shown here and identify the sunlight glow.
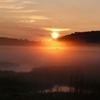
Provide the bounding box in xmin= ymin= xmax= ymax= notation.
xmin=44 ymin=39 xmax=65 ymax=51
xmin=44 ymin=28 xmax=71 ymax=32
xmin=52 ymin=32 xmax=59 ymax=39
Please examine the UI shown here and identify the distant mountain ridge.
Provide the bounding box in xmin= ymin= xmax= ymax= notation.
xmin=59 ymin=31 xmax=100 ymax=45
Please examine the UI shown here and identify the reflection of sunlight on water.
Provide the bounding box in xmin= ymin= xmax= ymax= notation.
xmin=38 ymin=85 xmax=93 ymax=94
xmin=38 ymin=86 xmax=75 ymax=93
xmin=1 ymin=45 xmax=100 ymax=72
xmin=43 ymin=39 xmax=69 ymax=52
xmin=45 ymin=40 xmax=64 ymax=49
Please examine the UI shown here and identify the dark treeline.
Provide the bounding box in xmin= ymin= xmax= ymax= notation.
xmin=59 ymin=31 xmax=100 ymax=45
xmin=0 ymin=37 xmax=43 ymax=46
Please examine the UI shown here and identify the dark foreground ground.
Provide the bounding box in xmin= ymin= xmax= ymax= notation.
xmin=0 ymin=65 xmax=100 ymax=100
xmin=0 ymin=93 xmax=100 ymax=100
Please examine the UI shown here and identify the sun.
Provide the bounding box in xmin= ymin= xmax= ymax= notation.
xmin=51 ymin=32 xmax=59 ymax=39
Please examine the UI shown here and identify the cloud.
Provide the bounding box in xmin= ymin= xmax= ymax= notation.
xmin=43 ymin=28 xmax=71 ymax=32
xmin=0 ymin=20 xmax=51 ymax=40
xmin=0 ymin=9 xmax=41 ymax=13
xmin=0 ymin=0 xmax=16 ymax=3
xmin=0 ymin=5 xmax=24 ymax=9
xmin=20 ymin=1 xmax=33 ymax=4
xmin=0 ymin=0 xmax=47 ymax=21
xmin=0 ymin=0 xmax=52 ymax=39
xmin=15 ymin=15 xmax=50 ymax=21
xmin=17 ymin=20 xmax=36 ymax=23
xmin=13 ymin=15 xmax=50 ymax=24
xmin=0 ymin=0 xmax=28 ymax=10
xmin=28 ymin=16 xmax=50 ymax=20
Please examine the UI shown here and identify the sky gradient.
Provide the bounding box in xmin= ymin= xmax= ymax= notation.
xmin=0 ymin=0 xmax=100 ymax=40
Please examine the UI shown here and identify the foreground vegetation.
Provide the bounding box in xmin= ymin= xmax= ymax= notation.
xmin=0 ymin=65 xmax=100 ymax=99
xmin=0 ymin=92 xmax=100 ymax=100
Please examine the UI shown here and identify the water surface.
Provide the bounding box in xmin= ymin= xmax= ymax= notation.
xmin=0 ymin=46 xmax=100 ymax=74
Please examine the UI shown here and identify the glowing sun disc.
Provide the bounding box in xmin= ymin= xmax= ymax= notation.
xmin=52 ymin=32 xmax=59 ymax=39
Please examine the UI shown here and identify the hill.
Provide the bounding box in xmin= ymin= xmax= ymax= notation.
xmin=59 ymin=31 xmax=100 ymax=45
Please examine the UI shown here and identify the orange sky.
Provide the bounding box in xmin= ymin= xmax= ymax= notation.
xmin=0 ymin=0 xmax=100 ymax=40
